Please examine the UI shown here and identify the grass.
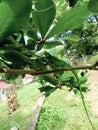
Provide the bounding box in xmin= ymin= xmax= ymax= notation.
xmin=36 ymin=88 xmax=98 ymax=130
xmin=0 ymin=82 xmax=41 ymax=130
xmin=0 ymin=81 xmax=98 ymax=130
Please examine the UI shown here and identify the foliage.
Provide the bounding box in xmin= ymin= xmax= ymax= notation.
xmin=36 ymin=89 xmax=98 ymax=130
xmin=47 ymin=4 xmax=90 ymax=38
xmin=36 ymin=104 xmax=64 ymax=130
xmin=58 ymin=14 xmax=98 ymax=63
xmin=0 ymin=0 xmax=98 ymax=94
xmin=88 ymin=0 xmax=98 ymax=12
xmin=88 ymin=53 xmax=98 ymax=65
xmin=0 ymin=0 xmax=32 ymax=41
xmin=32 ymin=0 xmax=56 ymax=38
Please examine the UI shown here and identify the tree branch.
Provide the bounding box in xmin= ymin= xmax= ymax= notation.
xmin=0 ymin=62 xmax=98 ymax=76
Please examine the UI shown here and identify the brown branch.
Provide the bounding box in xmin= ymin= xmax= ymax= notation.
xmin=0 ymin=62 xmax=98 ymax=76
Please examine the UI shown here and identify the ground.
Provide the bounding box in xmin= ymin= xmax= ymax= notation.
xmin=87 ymin=70 xmax=98 ymax=117
xmin=0 ymin=70 xmax=98 ymax=130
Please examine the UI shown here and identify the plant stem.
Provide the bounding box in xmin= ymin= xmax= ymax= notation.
xmin=79 ymin=86 xmax=95 ymax=130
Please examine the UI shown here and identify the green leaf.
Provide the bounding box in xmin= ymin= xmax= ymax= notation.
xmin=39 ymin=85 xmax=56 ymax=97
xmin=32 ymin=0 xmax=56 ymax=38
xmin=47 ymin=45 xmax=65 ymax=56
xmin=2 ymin=50 xmax=30 ymax=68
xmin=39 ymin=75 xmax=57 ymax=86
xmin=88 ymin=0 xmax=98 ymax=12
xmin=0 ymin=0 xmax=32 ymax=41
xmin=43 ymin=41 xmax=61 ymax=49
xmin=48 ymin=4 xmax=90 ymax=38
xmin=79 ymin=77 xmax=87 ymax=85
xmin=68 ymin=34 xmax=81 ymax=42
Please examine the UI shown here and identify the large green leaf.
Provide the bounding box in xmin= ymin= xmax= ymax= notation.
xmin=88 ymin=0 xmax=98 ymax=12
xmin=68 ymin=34 xmax=81 ymax=42
xmin=0 ymin=0 xmax=32 ymax=41
xmin=32 ymin=0 xmax=56 ymax=39
xmin=48 ymin=45 xmax=64 ymax=56
xmin=39 ymin=75 xmax=57 ymax=86
xmin=47 ymin=4 xmax=90 ymax=38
